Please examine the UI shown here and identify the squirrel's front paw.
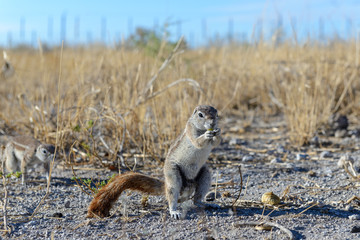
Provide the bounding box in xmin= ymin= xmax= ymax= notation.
xmin=205 ymin=128 xmax=221 ymax=139
xmin=212 ymin=128 xmax=221 ymax=136
xmin=169 ymin=210 xmax=181 ymax=220
xmin=205 ymin=131 xmax=214 ymax=139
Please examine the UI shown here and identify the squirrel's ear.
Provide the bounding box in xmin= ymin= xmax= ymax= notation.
xmin=193 ymin=109 xmax=197 ymax=115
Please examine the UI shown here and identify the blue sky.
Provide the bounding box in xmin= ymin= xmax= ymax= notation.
xmin=1 ymin=0 xmax=360 ymax=47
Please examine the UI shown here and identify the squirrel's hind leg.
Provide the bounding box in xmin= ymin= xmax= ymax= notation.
xmin=193 ymin=165 xmax=211 ymax=204
xmin=164 ymin=166 xmax=183 ymax=219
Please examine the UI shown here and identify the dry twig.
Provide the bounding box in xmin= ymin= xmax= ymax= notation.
xmin=294 ymin=203 xmax=319 ymax=218
xmin=232 ymin=165 xmax=243 ymax=207
xmin=124 ymin=37 xmax=202 ymax=116
xmin=137 ymin=36 xmax=184 ymax=104
xmin=234 ymin=221 xmax=295 ymax=240
xmin=346 ymin=195 xmax=360 ymax=204
xmin=29 ymin=41 xmax=64 ymax=220
xmin=1 ymin=146 xmax=10 ymax=235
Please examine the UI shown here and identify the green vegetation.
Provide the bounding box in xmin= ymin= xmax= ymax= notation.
xmin=124 ymin=26 xmax=187 ymax=56
xmin=0 ymin=171 xmax=22 ymax=179
xmin=71 ymin=173 xmax=117 ymax=193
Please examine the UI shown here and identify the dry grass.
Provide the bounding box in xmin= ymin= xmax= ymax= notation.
xmin=0 ymin=40 xmax=360 ymax=165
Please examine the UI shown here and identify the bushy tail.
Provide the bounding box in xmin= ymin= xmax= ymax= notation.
xmin=87 ymin=172 xmax=164 ymax=218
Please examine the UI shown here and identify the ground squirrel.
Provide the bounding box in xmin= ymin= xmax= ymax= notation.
xmin=3 ymin=136 xmax=56 ymax=184
xmin=87 ymin=105 xmax=221 ymax=219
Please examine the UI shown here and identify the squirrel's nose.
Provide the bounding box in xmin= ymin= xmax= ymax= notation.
xmin=210 ymin=123 xmax=216 ymax=128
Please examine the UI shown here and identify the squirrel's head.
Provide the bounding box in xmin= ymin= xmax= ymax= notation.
xmin=35 ymin=144 xmax=56 ymax=161
xmin=191 ymin=105 xmax=219 ymax=131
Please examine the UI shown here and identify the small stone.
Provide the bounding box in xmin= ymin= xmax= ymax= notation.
xmin=205 ymin=191 xmax=221 ymax=202
xmin=310 ymin=136 xmax=319 ymax=145
xmin=270 ymin=158 xmax=283 ymax=164
xmin=267 ymin=149 xmax=276 ymax=155
xmin=345 ymin=205 xmax=353 ymax=211
xmin=276 ymin=146 xmax=288 ymax=153
xmin=349 ymin=215 xmax=360 ymax=220
xmin=351 ymin=226 xmax=360 ymax=233
xmin=205 ymin=194 xmax=214 ymax=201
xmin=323 ymin=169 xmax=333 ymax=176
xmin=221 ymin=191 xmax=231 ymax=198
xmin=229 ymin=126 xmax=242 ymax=132
xmin=307 ymin=170 xmax=316 ymax=177
xmin=284 ymin=163 xmax=296 ymax=169
xmin=229 ymin=138 xmax=238 ymax=146
xmin=320 ymin=151 xmax=332 ymax=159
xmin=255 ymin=225 xmax=273 ymax=231
xmin=296 ymin=153 xmax=309 ymax=161
xmin=64 ymin=200 xmax=71 ymax=208
xmin=349 ymin=129 xmax=360 ymax=138
xmin=261 ymin=192 xmax=280 ymax=205
xmin=98 ymin=152 xmax=106 ymax=157
xmin=52 ymin=212 xmax=63 ymax=218
xmin=242 ymin=155 xmax=254 ymax=162
xmin=338 ymin=154 xmax=355 ymax=168
xmin=204 ymin=237 xmax=215 ymax=240
xmin=335 ymin=129 xmax=347 ymax=138
xmin=229 ymin=138 xmax=246 ymax=146
xmin=333 ymin=115 xmax=349 ymax=130
xmin=307 ymin=200 xmax=324 ymax=207
xmin=28 ymin=220 xmax=37 ymax=226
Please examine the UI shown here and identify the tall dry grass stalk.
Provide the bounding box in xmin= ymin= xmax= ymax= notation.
xmin=0 ymin=41 xmax=359 ymax=161
xmin=268 ymin=43 xmax=360 ymax=144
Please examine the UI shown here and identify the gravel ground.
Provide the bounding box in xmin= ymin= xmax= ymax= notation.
xmin=1 ymin=114 xmax=360 ymax=240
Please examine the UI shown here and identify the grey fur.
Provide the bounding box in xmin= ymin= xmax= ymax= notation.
xmin=164 ymin=105 xmax=221 ymax=219
xmin=3 ymin=136 xmax=55 ymax=184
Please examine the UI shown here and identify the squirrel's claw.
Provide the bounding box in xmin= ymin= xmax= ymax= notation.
xmin=170 ymin=210 xmax=181 ymax=220
xmin=205 ymin=128 xmax=221 ymax=139
xmin=213 ymin=128 xmax=221 ymax=136
xmin=205 ymin=131 xmax=215 ymax=139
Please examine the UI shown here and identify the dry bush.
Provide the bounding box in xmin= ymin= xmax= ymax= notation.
xmin=0 ymin=40 xmax=359 ymax=165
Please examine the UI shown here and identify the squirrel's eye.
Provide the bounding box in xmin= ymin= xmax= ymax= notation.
xmin=42 ymin=149 xmax=47 ymax=154
xmin=198 ymin=112 xmax=204 ymax=118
